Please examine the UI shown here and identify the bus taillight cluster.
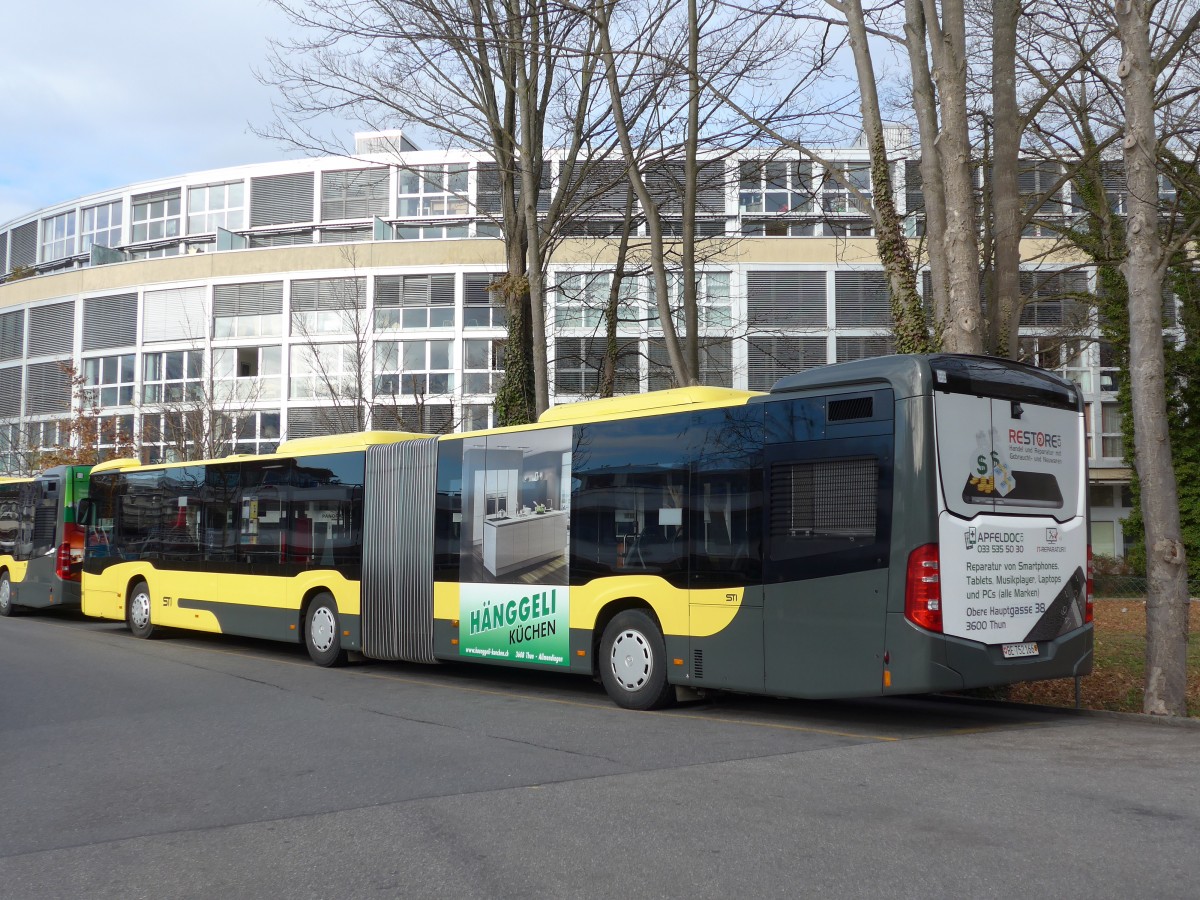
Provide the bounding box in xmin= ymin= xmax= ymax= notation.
xmin=905 ymin=543 xmax=942 ymax=633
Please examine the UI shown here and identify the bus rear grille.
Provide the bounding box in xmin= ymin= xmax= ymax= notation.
xmin=828 ymin=396 xmax=873 ymax=421
xmin=693 ymin=649 xmax=704 ymax=679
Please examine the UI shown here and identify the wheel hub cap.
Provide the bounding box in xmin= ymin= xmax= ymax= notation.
xmin=610 ymin=629 xmax=651 ymax=691
xmin=311 ymin=607 xmax=335 ymax=652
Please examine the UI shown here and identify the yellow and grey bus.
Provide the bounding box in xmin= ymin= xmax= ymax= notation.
xmin=81 ymin=354 xmax=1092 ymax=708
xmin=0 ymin=466 xmax=94 ymax=616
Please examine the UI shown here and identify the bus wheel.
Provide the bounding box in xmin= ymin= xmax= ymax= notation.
xmin=305 ymin=593 xmax=347 ymax=667
xmin=0 ymin=572 xmax=15 ymax=617
xmin=599 ymin=610 xmax=674 ymax=711
xmin=127 ymin=581 xmax=156 ymax=639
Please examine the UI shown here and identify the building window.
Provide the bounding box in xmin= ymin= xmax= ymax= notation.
xmin=1017 ymin=161 xmax=1066 ymax=236
xmin=1100 ymin=402 xmax=1123 ymax=459
xmin=96 ymin=414 xmax=135 ymax=455
xmin=392 ymin=223 xmax=470 ymax=240
xmin=140 ymin=411 xmax=190 ymax=464
xmin=321 ymin=168 xmax=389 ymax=221
xmin=1019 ymin=271 xmax=1089 ymax=328
xmin=24 ymin=420 xmax=68 ymax=457
xmin=375 ymin=274 xmax=455 ymax=330
xmin=463 ymin=338 xmax=505 ymax=394
xmin=747 ymin=336 xmax=828 ymax=391
xmin=222 ymin=411 xmax=281 ymax=455
xmin=834 ymin=272 xmax=891 ymax=327
xmin=290 ymin=343 xmax=366 ymax=400
xmin=290 ymin=277 xmax=367 ymax=335
xmin=648 ymin=338 xmax=732 ymax=391
xmin=739 ymin=160 xmax=815 ymax=236
xmin=647 ymin=272 xmax=731 ymax=330
xmin=214 ymin=282 xmax=284 ymax=338
xmin=143 ymin=350 xmax=204 ymax=404
xmin=1092 ymin=520 xmax=1117 ymax=557
xmin=836 ymin=336 xmax=894 ymax=362
xmin=746 ymin=270 xmax=827 ymax=328
xmin=84 ymin=354 xmax=136 ymax=407
xmin=214 ymin=346 xmax=282 ymax=400
xmin=556 ymin=272 xmax=635 ymax=330
xmin=187 ymin=181 xmax=245 ymax=234
xmin=397 ymin=164 xmax=469 ymax=217
xmin=81 ymin=201 xmax=123 ymax=252
xmin=374 ymin=340 xmax=453 ymax=398
xmin=463 ymin=273 xmax=508 ymax=329
xmin=129 ymin=246 xmax=181 ymax=260
xmin=131 ymin=189 xmax=182 ymax=242
xmin=41 ymin=210 xmax=77 ymax=261
xmin=1098 ymin=341 xmax=1121 ymax=394
xmin=821 ymin=161 xmax=871 ymax=214
xmin=462 ymin=404 xmax=491 ymax=431
xmin=554 ymin=337 xmax=639 ymax=396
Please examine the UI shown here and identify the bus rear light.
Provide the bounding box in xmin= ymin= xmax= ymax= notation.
xmin=905 ymin=543 xmax=942 ymax=633
xmin=56 ymin=542 xmax=75 ymax=581
xmin=57 ymin=523 xmax=86 ymax=581
xmin=1085 ymin=545 xmax=1094 ymax=624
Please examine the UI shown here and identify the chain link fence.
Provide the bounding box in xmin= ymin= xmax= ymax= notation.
xmin=1093 ymin=573 xmax=1200 ymax=599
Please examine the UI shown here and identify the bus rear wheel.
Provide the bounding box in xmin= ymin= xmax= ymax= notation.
xmin=305 ymin=593 xmax=347 ymax=667
xmin=127 ymin=581 xmax=156 ymax=639
xmin=599 ymin=610 xmax=674 ymax=711
xmin=0 ymin=572 xmax=15 ymax=617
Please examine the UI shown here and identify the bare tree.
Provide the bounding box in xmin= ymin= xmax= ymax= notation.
xmin=261 ymin=0 xmax=612 ymax=421
xmin=1112 ymin=0 xmax=1200 ymax=716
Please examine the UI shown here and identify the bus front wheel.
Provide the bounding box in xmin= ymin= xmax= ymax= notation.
xmin=305 ymin=593 xmax=347 ymax=667
xmin=127 ymin=581 xmax=156 ymax=639
xmin=599 ymin=610 xmax=674 ymax=711
xmin=0 ymin=572 xmax=15 ymax=617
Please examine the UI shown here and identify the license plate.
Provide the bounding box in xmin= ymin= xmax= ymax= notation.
xmin=1001 ymin=642 xmax=1039 ymax=659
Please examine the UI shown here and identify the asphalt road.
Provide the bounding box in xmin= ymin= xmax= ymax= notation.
xmin=1 ymin=610 xmax=1197 ymax=900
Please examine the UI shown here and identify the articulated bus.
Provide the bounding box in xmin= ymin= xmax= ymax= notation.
xmin=0 ymin=466 xmax=93 ymax=616
xmin=80 ymin=354 xmax=1092 ymax=708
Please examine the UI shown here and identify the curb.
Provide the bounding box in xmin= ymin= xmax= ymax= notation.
xmin=932 ymin=692 xmax=1200 ymax=728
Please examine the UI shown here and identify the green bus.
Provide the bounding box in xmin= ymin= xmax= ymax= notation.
xmin=82 ymin=354 xmax=1092 ymax=708
xmin=0 ymin=466 xmax=94 ymax=616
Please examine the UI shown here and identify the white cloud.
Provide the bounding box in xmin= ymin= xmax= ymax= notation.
xmin=0 ymin=0 xmax=337 ymax=224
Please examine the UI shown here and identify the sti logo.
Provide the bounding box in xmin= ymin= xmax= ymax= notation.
xmin=1046 ymin=527 xmax=1059 ymax=544
xmin=964 ymin=528 xmax=978 ymax=549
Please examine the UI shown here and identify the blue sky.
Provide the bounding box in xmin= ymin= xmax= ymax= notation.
xmin=0 ymin=0 xmax=323 ymax=225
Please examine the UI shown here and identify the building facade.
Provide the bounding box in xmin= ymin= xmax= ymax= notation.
xmin=0 ymin=132 xmax=1137 ymax=555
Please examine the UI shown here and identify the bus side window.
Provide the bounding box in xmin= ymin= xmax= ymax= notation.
xmin=203 ymin=464 xmax=240 ymax=564
xmin=765 ymin=438 xmax=893 ymax=580
xmin=0 ymin=483 xmax=21 ymax=555
xmin=690 ymin=406 xmax=764 ymax=587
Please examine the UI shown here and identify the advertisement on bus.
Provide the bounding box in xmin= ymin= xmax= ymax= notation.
xmin=935 ymin=391 xmax=1088 ymax=647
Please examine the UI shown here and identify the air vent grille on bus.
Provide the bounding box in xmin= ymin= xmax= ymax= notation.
xmin=828 ymin=396 xmax=873 ymax=421
xmin=693 ymin=649 xmax=704 ymax=679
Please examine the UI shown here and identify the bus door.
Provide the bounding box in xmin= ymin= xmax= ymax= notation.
xmin=761 ymin=394 xmax=894 ymax=698
xmin=687 ymin=405 xmax=765 ymax=695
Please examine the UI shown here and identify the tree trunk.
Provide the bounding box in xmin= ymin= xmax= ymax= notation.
xmin=595 ymin=1 xmax=692 ymax=386
xmin=842 ymin=0 xmax=931 ymax=353
xmin=904 ymin=0 xmax=951 ymax=335
xmin=990 ymin=0 xmax=1022 ymax=358
xmin=1114 ymin=0 xmax=1190 ymax=715
xmin=680 ymin=0 xmax=701 ymax=379
xmin=920 ymin=0 xmax=983 ymax=353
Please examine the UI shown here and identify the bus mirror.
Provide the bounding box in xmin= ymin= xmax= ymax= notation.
xmin=76 ymin=498 xmax=95 ymax=526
